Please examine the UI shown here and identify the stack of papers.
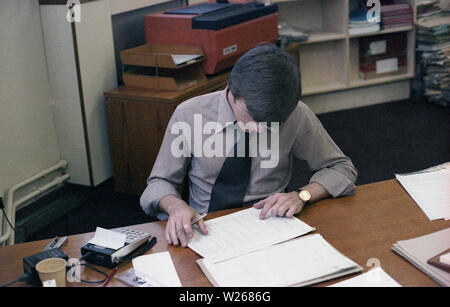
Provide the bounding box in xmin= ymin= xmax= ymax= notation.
xmin=131 ymin=251 xmax=182 ymax=287
xmin=188 ymin=207 xmax=315 ymax=263
xmin=414 ymin=11 xmax=450 ymax=107
xmin=395 ymin=163 xmax=450 ymax=220
xmin=189 ymin=208 xmax=362 ymax=287
xmin=349 ymin=8 xmax=380 ymax=36
xmin=329 ymin=267 xmax=401 ymax=287
xmin=392 ymin=228 xmax=450 ymax=286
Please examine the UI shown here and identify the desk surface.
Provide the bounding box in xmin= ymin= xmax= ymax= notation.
xmin=1 ymin=179 xmax=449 ymax=287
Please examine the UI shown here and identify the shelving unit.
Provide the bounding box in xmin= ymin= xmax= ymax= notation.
xmin=278 ymin=0 xmax=416 ymax=113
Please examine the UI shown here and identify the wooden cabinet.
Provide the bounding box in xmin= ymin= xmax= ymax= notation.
xmin=104 ymin=72 xmax=230 ymax=195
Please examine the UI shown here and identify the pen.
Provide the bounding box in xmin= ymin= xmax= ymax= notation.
xmin=101 ymin=267 xmax=118 ymax=287
xmin=176 ymin=213 xmax=207 ymax=236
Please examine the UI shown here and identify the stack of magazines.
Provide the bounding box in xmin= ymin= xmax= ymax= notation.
xmin=392 ymin=228 xmax=450 ymax=286
xmin=349 ymin=7 xmax=380 ymax=36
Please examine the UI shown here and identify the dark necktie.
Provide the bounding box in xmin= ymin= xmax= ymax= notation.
xmin=209 ymin=131 xmax=251 ymax=212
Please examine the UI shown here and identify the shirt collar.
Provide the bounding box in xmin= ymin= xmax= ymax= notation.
xmin=215 ymin=87 xmax=237 ymax=135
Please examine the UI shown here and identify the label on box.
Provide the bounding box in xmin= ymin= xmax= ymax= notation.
xmin=376 ymin=58 xmax=398 ymax=74
xmin=223 ymin=44 xmax=238 ymax=56
xmin=369 ymin=40 xmax=386 ymax=56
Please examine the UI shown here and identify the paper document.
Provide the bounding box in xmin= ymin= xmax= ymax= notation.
xmin=88 ymin=227 xmax=126 ymax=250
xmin=329 ymin=267 xmax=401 ymax=287
xmin=395 ymin=166 xmax=450 ymax=220
xmin=197 ymin=234 xmax=362 ymax=287
xmin=132 ymin=252 xmax=182 ymax=287
xmin=171 ymin=54 xmax=203 ymax=66
xmin=188 ymin=207 xmax=315 ymax=263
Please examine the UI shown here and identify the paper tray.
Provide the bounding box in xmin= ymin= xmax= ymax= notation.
xmin=120 ymin=43 xmax=205 ymax=69
xmin=123 ymin=66 xmax=207 ymax=91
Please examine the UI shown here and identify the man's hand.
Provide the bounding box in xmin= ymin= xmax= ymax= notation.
xmin=253 ymin=192 xmax=304 ymax=219
xmin=159 ymin=195 xmax=208 ymax=247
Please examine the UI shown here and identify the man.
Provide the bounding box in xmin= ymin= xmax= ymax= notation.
xmin=140 ymin=44 xmax=357 ymax=247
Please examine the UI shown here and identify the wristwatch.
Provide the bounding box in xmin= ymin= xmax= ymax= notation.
xmin=298 ymin=189 xmax=311 ymax=204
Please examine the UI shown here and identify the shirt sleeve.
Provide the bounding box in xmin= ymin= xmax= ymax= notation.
xmin=140 ymin=106 xmax=191 ymax=218
xmin=292 ymin=103 xmax=358 ymax=197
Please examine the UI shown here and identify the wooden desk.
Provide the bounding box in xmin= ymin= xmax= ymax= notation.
xmin=1 ymin=179 xmax=448 ymax=287
xmin=104 ymin=71 xmax=230 ymax=195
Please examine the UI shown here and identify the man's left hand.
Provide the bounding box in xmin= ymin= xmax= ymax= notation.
xmin=253 ymin=191 xmax=304 ymax=219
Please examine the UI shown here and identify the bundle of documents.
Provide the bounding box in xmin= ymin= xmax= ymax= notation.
xmin=395 ymin=162 xmax=450 ymax=220
xmin=392 ymin=228 xmax=450 ymax=286
xmin=414 ymin=11 xmax=450 ymax=107
xmin=349 ymin=7 xmax=380 ymax=36
xmin=189 ymin=208 xmax=362 ymax=287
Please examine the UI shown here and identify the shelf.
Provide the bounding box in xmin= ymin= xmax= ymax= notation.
xmin=349 ymin=26 xmax=414 ymax=38
xmin=300 ymin=32 xmax=347 ymax=44
xmin=348 ymin=73 xmax=415 ymax=89
xmin=285 ymin=32 xmax=346 ymax=53
xmin=302 ymin=82 xmax=348 ymax=96
xmin=278 ymin=0 xmax=416 ymax=101
xmin=298 ymin=40 xmax=347 ymax=95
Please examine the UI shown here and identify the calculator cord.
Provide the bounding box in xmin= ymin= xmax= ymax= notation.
xmin=75 ymin=252 xmax=108 ymax=285
xmin=0 ymin=274 xmax=30 ymax=287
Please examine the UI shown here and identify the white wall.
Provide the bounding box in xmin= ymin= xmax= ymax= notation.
xmin=0 ymin=1 xmax=61 ymax=197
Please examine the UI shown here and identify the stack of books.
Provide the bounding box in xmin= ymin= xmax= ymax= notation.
xmin=380 ymin=1 xmax=414 ymax=29
xmin=349 ymin=7 xmax=380 ymax=36
xmin=414 ymin=12 xmax=450 ymax=107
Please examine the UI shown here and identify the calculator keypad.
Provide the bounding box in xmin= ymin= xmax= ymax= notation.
xmin=116 ymin=228 xmax=149 ymax=244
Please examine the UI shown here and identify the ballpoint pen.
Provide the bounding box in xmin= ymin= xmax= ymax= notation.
xmin=176 ymin=213 xmax=207 ymax=237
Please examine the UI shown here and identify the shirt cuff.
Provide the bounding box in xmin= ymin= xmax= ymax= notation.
xmin=140 ymin=179 xmax=181 ymax=219
xmin=309 ymin=168 xmax=355 ymax=198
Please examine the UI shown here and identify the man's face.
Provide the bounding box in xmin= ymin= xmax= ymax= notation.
xmin=227 ymin=91 xmax=263 ymax=133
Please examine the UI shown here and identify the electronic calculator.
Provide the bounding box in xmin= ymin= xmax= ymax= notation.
xmin=81 ymin=227 xmax=155 ymax=268
xmin=115 ymin=228 xmax=151 ymax=245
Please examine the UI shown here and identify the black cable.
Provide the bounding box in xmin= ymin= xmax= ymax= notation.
xmin=0 ymin=274 xmax=29 ymax=287
xmin=70 ymin=252 xmax=107 ymax=284
xmin=1 ymin=207 xmax=15 ymax=233
xmin=78 ymin=263 xmax=108 ymax=284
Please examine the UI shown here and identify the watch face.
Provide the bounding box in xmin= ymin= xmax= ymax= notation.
xmin=299 ymin=190 xmax=311 ymax=202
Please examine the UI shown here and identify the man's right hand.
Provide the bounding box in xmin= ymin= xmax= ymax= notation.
xmin=159 ymin=195 xmax=208 ymax=247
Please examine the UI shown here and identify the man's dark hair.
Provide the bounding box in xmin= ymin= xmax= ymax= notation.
xmin=228 ymin=43 xmax=301 ymax=123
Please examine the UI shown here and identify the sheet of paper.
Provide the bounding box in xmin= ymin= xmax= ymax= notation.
xmin=188 ymin=207 xmax=315 ymax=263
xmin=329 ymin=267 xmax=401 ymax=287
xmin=395 ymin=168 xmax=450 ymax=220
xmin=171 ymin=54 xmax=203 ymax=66
xmin=376 ymin=57 xmax=398 ymax=74
xmin=88 ymin=227 xmax=126 ymax=250
xmin=132 ymin=252 xmax=182 ymax=287
xmin=197 ymin=234 xmax=361 ymax=287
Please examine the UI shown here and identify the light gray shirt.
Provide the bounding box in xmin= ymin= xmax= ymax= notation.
xmin=140 ymin=89 xmax=357 ymax=220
